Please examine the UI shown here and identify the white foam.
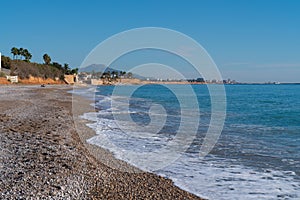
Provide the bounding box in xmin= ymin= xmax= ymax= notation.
xmin=158 ymin=155 xmax=300 ymax=200
xmin=80 ymin=93 xmax=300 ymax=200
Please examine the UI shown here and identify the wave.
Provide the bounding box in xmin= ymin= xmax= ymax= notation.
xmin=76 ymin=85 xmax=300 ymax=199
xmin=81 ymin=111 xmax=300 ymax=199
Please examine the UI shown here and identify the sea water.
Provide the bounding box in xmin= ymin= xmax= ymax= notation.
xmin=78 ymin=84 xmax=300 ymax=200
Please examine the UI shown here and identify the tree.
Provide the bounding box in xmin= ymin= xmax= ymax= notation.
xmin=111 ymin=71 xmax=118 ymax=79
xmin=64 ymin=63 xmax=69 ymax=72
xmin=101 ymin=72 xmax=109 ymax=79
xmin=52 ymin=62 xmax=62 ymax=70
xmin=43 ymin=54 xmax=51 ymax=65
xmin=11 ymin=47 xmax=18 ymax=59
xmin=71 ymin=68 xmax=78 ymax=74
xmin=11 ymin=47 xmax=31 ymax=61
xmin=62 ymin=63 xmax=77 ymax=75
xmin=19 ymin=48 xmax=24 ymax=60
xmin=23 ymin=49 xmax=32 ymax=62
xmin=1 ymin=55 xmax=11 ymax=69
xmin=119 ymin=71 xmax=126 ymax=77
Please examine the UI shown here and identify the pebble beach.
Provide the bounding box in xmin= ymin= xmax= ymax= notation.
xmin=0 ymin=85 xmax=203 ymax=200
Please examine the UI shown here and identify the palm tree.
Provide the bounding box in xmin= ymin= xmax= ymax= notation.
xmin=64 ymin=63 xmax=70 ymax=74
xmin=120 ymin=71 xmax=126 ymax=77
xmin=23 ymin=49 xmax=32 ymax=62
xmin=43 ymin=54 xmax=51 ymax=65
xmin=111 ymin=71 xmax=117 ymax=78
xmin=19 ymin=48 xmax=24 ymax=60
xmin=11 ymin=47 xmax=18 ymax=59
xmin=71 ymin=68 xmax=78 ymax=74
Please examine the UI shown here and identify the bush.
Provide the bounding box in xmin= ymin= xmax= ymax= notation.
xmin=10 ymin=60 xmax=64 ymax=79
xmin=0 ymin=71 xmax=6 ymax=77
xmin=1 ymin=55 xmax=11 ymax=69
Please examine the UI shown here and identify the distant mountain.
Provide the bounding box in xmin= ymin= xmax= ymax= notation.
xmin=79 ymin=64 xmax=116 ymax=73
xmin=131 ymin=73 xmax=147 ymax=80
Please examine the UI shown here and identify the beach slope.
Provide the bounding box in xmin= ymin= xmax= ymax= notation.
xmin=0 ymin=86 xmax=203 ymax=199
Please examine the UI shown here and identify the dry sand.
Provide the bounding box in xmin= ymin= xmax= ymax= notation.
xmin=0 ymin=85 xmax=204 ymax=200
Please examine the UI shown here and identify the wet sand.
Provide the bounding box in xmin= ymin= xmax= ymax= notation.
xmin=0 ymin=85 xmax=203 ymax=199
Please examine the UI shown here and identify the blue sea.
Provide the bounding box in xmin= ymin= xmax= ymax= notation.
xmin=78 ymin=84 xmax=300 ymax=200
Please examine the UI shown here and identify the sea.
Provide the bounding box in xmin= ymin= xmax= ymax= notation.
xmin=75 ymin=84 xmax=300 ymax=200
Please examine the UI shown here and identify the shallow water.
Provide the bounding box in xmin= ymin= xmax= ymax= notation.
xmin=78 ymin=84 xmax=300 ymax=199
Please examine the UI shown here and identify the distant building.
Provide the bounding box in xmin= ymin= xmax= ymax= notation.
xmin=78 ymin=72 xmax=92 ymax=81
xmin=223 ymin=78 xmax=237 ymax=84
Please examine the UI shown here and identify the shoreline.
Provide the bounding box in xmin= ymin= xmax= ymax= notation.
xmin=71 ymin=86 xmax=205 ymax=199
xmin=0 ymin=85 xmax=204 ymax=199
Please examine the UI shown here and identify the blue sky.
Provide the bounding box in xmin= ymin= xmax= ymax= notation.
xmin=0 ymin=0 xmax=299 ymax=82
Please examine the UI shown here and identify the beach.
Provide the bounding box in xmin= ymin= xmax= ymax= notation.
xmin=1 ymin=0 xmax=299 ymax=199
xmin=0 ymin=85 xmax=202 ymax=200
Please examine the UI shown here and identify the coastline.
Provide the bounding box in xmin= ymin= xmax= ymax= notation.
xmin=0 ymin=85 xmax=204 ymax=199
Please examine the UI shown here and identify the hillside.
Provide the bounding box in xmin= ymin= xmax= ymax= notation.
xmin=10 ymin=60 xmax=64 ymax=80
xmin=1 ymin=55 xmax=66 ymax=84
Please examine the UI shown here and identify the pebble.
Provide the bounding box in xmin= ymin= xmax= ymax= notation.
xmin=0 ymin=86 xmax=204 ymax=200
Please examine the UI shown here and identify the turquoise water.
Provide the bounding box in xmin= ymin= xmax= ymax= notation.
xmin=79 ymin=84 xmax=300 ymax=199
xmin=220 ymin=85 xmax=300 ymax=174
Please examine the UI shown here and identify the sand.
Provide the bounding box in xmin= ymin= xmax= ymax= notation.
xmin=0 ymin=85 xmax=204 ymax=200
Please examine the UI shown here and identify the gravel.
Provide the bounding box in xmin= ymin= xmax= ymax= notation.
xmin=0 ymin=85 xmax=204 ymax=200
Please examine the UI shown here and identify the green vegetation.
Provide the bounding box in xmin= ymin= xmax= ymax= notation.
xmin=43 ymin=54 xmax=51 ymax=65
xmin=11 ymin=47 xmax=18 ymax=59
xmin=99 ymin=70 xmax=128 ymax=83
xmin=9 ymin=60 xmax=64 ymax=79
xmin=63 ymin=63 xmax=76 ymax=75
xmin=1 ymin=55 xmax=11 ymax=69
xmin=0 ymin=71 xmax=6 ymax=78
xmin=120 ymin=71 xmax=126 ymax=77
xmin=2 ymin=47 xmax=79 ymax=80
xmin=11 ymin=47 xmax=32 ymax=62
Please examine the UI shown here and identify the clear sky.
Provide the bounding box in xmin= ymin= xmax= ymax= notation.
xmin=1 ymin=0 xmax=299 ymax=82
